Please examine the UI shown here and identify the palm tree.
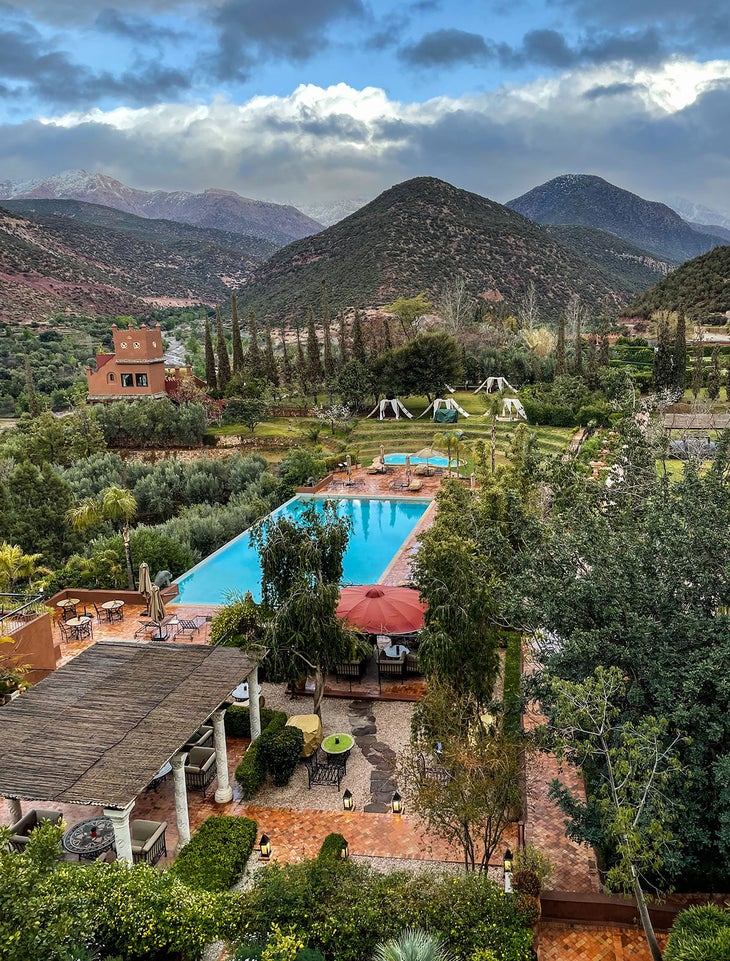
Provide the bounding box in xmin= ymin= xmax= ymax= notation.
xmin=67 ymin=486 xmax=138 ymax=591
xmin=0 ymin=542 xmax=49 ymax=594
xmin=433 ymin=430 xmax=467 ymax=477
xmin=373 ymin=929 xmax=454 ymax=961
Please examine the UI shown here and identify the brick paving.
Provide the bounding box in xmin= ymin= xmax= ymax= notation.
xmin=536 ymin=923 xmax=667 ymax=961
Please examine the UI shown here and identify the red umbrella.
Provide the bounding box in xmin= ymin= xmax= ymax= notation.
xmin=337 ymin=585 xmax=427 ymax=636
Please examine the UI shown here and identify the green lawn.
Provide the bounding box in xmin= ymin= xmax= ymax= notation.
xmin=211 ymin=390 xmax=576 ymax=472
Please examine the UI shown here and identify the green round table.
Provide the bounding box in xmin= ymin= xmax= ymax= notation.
xmin=322 ymin=733 xmax=354 ymax=756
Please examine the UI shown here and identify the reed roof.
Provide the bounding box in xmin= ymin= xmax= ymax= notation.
xmin=0 ymin=641 xmax=256 ymax=808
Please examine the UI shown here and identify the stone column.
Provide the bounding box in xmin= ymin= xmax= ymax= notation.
xmin=104 ymin=800 xmax=135 ymax=864
xmin=248 ymin=665 xmax=261 ymax=740
xmin=6 ymin=798 xmax=22 ymax=822
xmin=171 ymin=751 xmax=191 ymax=853
xmin=212 ymin=708 xmax=233 ymax=803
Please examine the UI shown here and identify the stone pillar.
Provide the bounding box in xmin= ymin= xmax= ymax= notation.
xmin=172 ymin=751 xmax=191 ymax=853
xmin=104 ymin=800 xmax=135 ymax=864
xmin=212 ymin=708 xmax=233 ymax=804
xmin=6 ymin=798 xmax=22 ymax=822
xmin=248 ymin=665 xmax=261 ymax=740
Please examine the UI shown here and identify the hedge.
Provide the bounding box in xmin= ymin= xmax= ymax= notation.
xmin=258 ymin=725 xmax=304 ymax=786
xmin=234 ymin=709 xmax=289 ymax=800
xmin=226 ymin=706 xmax=287 ymax=739
xmin=170 ymin=815 xmax=258 ymax=892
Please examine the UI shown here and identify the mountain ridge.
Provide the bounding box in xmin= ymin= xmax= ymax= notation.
xmin=507 ymin=174 xmax=727 ymax=263
xmin=237 ymin=176 xmax=667 ymax=321
xmin=0 ymin=169 xmax=324 ymax=247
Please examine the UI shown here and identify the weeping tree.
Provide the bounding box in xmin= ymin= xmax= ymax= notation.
xmin=66 ymin=486 xmax=138 ymax=591
xmin=251 ymin=501 xmax=356 ymax=718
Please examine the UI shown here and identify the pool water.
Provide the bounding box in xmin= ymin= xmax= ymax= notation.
xmin=174 ymin=495 xmax=429 ymax=605
xmin=384 ymin=453 xmax=449 ymax=466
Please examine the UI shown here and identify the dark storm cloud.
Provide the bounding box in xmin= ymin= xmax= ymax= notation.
xmin=401 ymin=24 xmax=667 ymax=70
xmin=261 ymin=112 xmax=371 ymax=141
xmin=211 ymin=0 xmax=366 ymax=80
xmin=583 ymin=81 xmax=643 ymax=101
xmin=0 ymin=17 xmax=192 ymax=108
xmin=399 ymin=29 xmax=500 ymax=67
xmin=94 ymin=8 xmax=186 ymax=44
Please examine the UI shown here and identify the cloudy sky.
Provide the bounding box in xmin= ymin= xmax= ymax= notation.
xmin=1 ymin=0 xmax=730 ymax=218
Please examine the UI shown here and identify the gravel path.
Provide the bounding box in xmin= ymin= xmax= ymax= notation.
xmin=255 ymin=683 xmax=415 ymax=812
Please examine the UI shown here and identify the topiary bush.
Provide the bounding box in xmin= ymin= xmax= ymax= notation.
xmin=170 ymin=815 xmax=258 ymax=892
xmin=226 ymin=706 xmax=287 ymax=739
xmin=258 ymin=726 xmax=304 ymax=786
xmin=318 ymin=833 xmax=348 ymax=864
xmin=234 ymin=709 xmax=289 ymax=799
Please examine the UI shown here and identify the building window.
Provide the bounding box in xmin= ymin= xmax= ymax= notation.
xmin=107 ymin=373 xmax=115 ymax=383
xmin=121 ymin=373 xmax=133 ymax=387
xmin=135 ymin=373 xmax=148 ymax=387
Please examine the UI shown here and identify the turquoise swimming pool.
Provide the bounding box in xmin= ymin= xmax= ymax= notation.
xmin=384 ymin=453 xmax=449 ymax=467
xmin=174 ymin=495 xmax=429 ymax=605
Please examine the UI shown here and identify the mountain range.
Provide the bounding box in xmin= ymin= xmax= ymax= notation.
xmin=0 ymin=200 xmax=277 ymax=322
xmin=628 ymin=245 xmax=730 ymax=319
xmin=507 ymin=174 xmax=728 ymax=263
xmin=236 ymin=176 xmax=674 ymax=321
xmin=0 ymin=170 xmax=323 ymax=247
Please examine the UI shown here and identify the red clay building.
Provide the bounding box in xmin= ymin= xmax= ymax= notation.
xmin=86 ymin=323 xmax=167 ymax=401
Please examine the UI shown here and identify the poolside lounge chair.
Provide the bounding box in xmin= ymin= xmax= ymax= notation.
xmin=408 ymin=479 xmax=424 ymax=492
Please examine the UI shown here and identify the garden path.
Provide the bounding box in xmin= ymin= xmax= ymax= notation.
xmin=536 ymin=923 xmax=667 ymax=960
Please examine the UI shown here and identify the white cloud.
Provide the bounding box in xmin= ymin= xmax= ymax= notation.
xmin=17 ymin=60 xmax=730 ymax=212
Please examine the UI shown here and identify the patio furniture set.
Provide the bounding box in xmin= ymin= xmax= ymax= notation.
xmin=57 ymin=598 xmax=127 ymax=641
xmin=304 ymin=732 xmax=354 ymax=791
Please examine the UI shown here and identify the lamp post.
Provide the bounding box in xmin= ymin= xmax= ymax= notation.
xmin=343 ymin=789 xmax=354 ymax=811
xmin=503 ymin=848 xmax=513 ymax=893
xmin=259 ymin=834 xmax=271 ymax=860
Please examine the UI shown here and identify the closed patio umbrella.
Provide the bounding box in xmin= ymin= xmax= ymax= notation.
xmin=346 ymin=453 xmax=352 ymax=481
xmin=337 ymin=585 xmax=427 ymax=636
xmin=148 ymin=585 xmax=166 ymax=639
xmin=138 ymin=562 xmax=152 ymax=599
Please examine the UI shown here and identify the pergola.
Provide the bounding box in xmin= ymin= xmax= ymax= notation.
xmin=0 ymin=641 xmax=260 ymax=862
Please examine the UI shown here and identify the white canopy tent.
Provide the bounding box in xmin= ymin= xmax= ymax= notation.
xmin=367 ymin=398 xmax=414 ymax=420
xmin=496 ymin=397 xmax=527 ymax=421
xmin=419 ymin=397 xmax=470 ymax=418
xmin=474 ymin=376 xmax=516 ymax=394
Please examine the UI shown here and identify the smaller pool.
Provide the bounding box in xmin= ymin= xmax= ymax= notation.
xmin=384 ymin=452 xmax=449 ymax=466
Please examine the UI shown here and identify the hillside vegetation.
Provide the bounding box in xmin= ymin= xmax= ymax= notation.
xmin=238 ymin=176 xmax=651 ymax=321
xmin=628 ymin=245 xmax=730 ymax=318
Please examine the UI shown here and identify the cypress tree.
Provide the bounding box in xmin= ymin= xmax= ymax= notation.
xmin=691 ymin=342 xmax=704 ymax=398
xmin=231 ymin=294 xmax=245 ymax=375
xmin=215 ymin=306 xmax=231 ymax=391
xmin=653 ymin=314 xmax=673 ymax=390
xmin=383 ymin=317 xmax=393 ymax=352
xmin=351 ymin=309 xmax=367 ymax=364
xmin=585 ymin=338 xmax=598 ymax=390
xmin=306 ymin=305 xmax=323 ymax=386
xmin=321 ymin=281 xmax=335 ymax=384
xmin=338 ymin=310 xmax=348 ymax=367
xmin=673 ymin=312 xmax=687 ymax=392
xmin=24 ymin=353 xmax=41 ymax=417
xmin=294 ymin=320 xmax=308 ymax=397
xmin=204 ymin=315 xmax=216 ymax=389
xmin=263 ymin=321 xmax=278 ymax=385
xmin=279 ymin=323 xmax=292 ymax=385
xmin=707 ymin=346 xmax=721 ymax=401
xmin=573 ymin=311 xmax=583 ymax=376
xmin=247 ymin=308 xmax=262 ymax=377
xmin=555 ymin=314 xmax=566 ymax=376
xmin=598 ymin=316 xmax=611 ymax=368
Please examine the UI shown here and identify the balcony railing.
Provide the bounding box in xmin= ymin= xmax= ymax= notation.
xmin=0 ymin=592 xmax=46 ymax=636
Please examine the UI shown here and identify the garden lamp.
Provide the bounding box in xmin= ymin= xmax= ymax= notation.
xmin=391 ymin=791 xmax=403 ymax=815
xmin=259 ymin=834 xmax=271 ymax=859
xmin=341 ymin=837 xmax=349 ymax=860
xmin=343 ymin=789 xmax=354 ymax=811
xmin=503 ymin=849 xmax=513 ymax=893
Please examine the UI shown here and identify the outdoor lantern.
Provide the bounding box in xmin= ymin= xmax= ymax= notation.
xmin=341 ymin=837 xmax=350 ymax=860
xmin=343 ymin=789 xmax=354 ymax=811
xmin=503 ymin=849 xmax=513 ymax=893
xmin=391 ymin=791 xmax=403 ymax=815
xmin=259 ymin=834 xmax=271 ymax=859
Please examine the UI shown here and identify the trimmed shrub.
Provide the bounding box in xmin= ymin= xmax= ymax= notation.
xmin=512 ymin=870 xmax=541 ymax=897
xmin=226 ymin=706 xmax=286 ymax=739
xmin=258 ymin=726 xmax=304 ymax=786
xmin=665 ymin=905 xmax=730 ymax=961
xmin=234 ymin=709 xmax=289 ymax=799
xmin=170 ymin=815 xmax=258 ymax=892
xmin=236 ymin=740 xmax=267 ymax=800
xmin=318 ymin=833 xmax=348 ymax=864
